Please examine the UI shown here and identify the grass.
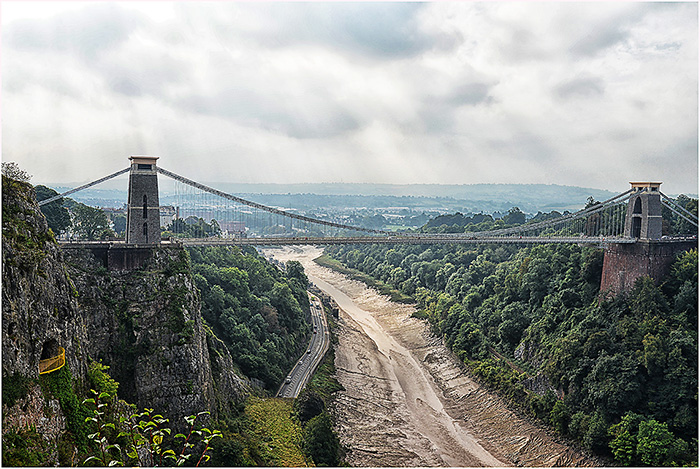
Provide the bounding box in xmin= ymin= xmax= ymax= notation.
xmin=245 ymin=397 xmax=310 ymax=467
xmin=306 ymin=310 xmax=344 ymax=402
xmin=314 ymin=254 xmax=414 ymax=304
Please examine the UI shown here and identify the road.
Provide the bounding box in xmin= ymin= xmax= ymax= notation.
xmin=276 ymin=293 xmax=330 ymax=398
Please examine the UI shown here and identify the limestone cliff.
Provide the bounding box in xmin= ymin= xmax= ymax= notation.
xmin=2 ymin=175 xmax=249 ymax=462
xmin=2 ymin=177 xmax=86 ymax=379
xmin=62 ymin=246 xmax=222 ymax=424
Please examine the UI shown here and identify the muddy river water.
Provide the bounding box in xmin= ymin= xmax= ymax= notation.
xmin=266 ymin=246 xmax=596 ymax=467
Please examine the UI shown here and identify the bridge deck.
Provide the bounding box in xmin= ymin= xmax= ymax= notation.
xmin=180 ymin=235 xmax=640 ymax=246
xmin=58 ymin=236 xmax=643 ymax=248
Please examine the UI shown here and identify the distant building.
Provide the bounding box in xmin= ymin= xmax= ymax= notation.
xmin=160 ymin=206 xmax=177 ymax=228
xmin=219 ymin=220 xmax=246 ymax=237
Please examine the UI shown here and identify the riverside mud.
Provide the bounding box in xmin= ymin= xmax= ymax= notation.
xmin=267 ymin=246 xmax=597 ymax=467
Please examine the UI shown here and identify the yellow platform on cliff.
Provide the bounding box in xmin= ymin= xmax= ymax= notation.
xmin=38 ymin=347 xmax=65 ymax=375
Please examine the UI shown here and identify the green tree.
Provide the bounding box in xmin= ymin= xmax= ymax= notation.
xmin=550 ymin=400 xmax=570 ymax=435
xmin=112 ymin=214 xmax=127 ymax=235
xmin=636 ymin=419 xmax=675 ymax=466
xmin=286 ymin=260 xmax=309 ymax=288
xmin=584 ymin=411 xmax=609 ymax=454
xmin=71 ymin=203 xmax=110 ymax=240
xmin=608 ymin=412 xmax=644 ymax=465
xmin=34 ymin=185 xmax=71 ymax=235
xmin=503 ymin=207 xmax=526 ymax=225
xmin=302 ymin=413 xmax=340 ymax=467
xmin=1 ymin=161 xmax=31 ymax=182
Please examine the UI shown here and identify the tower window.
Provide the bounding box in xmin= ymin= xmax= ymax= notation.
xmin=143 ymin=195 xmax=148 ymax=219
xmin=143 ymin=222 xmax=149 ymax=243
xmin=137 ymin=164 xmax=152 ymax=170
xmin=633 ymin=198 xmax=642 ymax=214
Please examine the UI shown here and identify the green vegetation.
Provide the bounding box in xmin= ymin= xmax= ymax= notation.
xmin=325 ymin=235 xmax=698 ymax=465
xmin=2 ymin=161 xmax=32 ymax=182
xmin=189 ymin=246 xmax=310 ymax=391
xmin=69 ymin=202 xmax=113 ymax=240
xmin=87 ymin=361 xmax=119 ymax=399
xmin=35 ymin=185 xmax=72 ymax=236
xmin=302 ymin=413 xmax=340 ymax=467
xmin=245 ymin=397 xmax=308 ymax=466
xmin=2 ymin=175 xmax=56 ymax=271
xmin=315 ymin=254 xmax=413 ymax=303
xmin=39 ymin=364 xmax=93 ymax=454
xmin=83 ymin=391 xmax=221 ymax=467
xmin=295 ymin=304 xmax=344 ymax=466
xmin=164 ymin=217 xmax=221 ymax=239
xmin=2 ymin=428 xmax=53 ymax=467
xmin=2 ymin=372 xmax=35 ymax=408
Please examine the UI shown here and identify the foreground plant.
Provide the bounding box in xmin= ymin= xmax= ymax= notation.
xmin=83 ymin=390 xmax=221 ymax=466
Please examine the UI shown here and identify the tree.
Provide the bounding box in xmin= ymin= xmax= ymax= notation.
xmin=608 ymin=412 xmax=644 ymax=465
xmin=302 ymin=413 xmax=340 ymax=467
xmin=34 ymin=185 xmax=71 ymax=235
xmin=550 ymin=400 xmax=570 ymax=435
xmin=503 ymin=207 xmax=526 ymax=226
xmin=112 ymin=214 xmax=127 ymax=235
xmin=636 ymin=419 xmax=675 ymax=466
xmin=286 ymin=260 xmax=308 ymax=288
xmin=1 ymin=162 xmax=31 ymax=182
xmin=71 ymin=203 xmax=110 ymax=240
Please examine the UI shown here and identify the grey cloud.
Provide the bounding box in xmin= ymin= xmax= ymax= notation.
xmin=4 ymin=4 xmax=144 ymax=61
xmin=98 ymin=52 xmax=189 ymax=98
xmin=109 ymin=77 xmax=142 ymax=97
xmin=449 ymin=83 xmax=495 ymax=106
xmin=555 ymin=76 xmax=605 ymax=99
xmin=488 ymin=132 xmax=557 ymax=160
xmin=420 ymin=81 xmax=496 ymax=132
xmin=179 ymin=86 xmax=361 ymax=139
xmin=500 ymin=28 xmax=550 ymax=62
xmin=219 ymin=3 xmax=460 ymax=59
xmin=568 ymin=3 xmax=681 ymax=57
xmin=655 ymin=42 xmax=682 ymax=52
xmin=569 ymin=23 xmax=630 ymax=57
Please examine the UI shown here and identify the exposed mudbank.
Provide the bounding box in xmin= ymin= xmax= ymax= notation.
xmin=266 ymin=246 xmax=597 ymax=467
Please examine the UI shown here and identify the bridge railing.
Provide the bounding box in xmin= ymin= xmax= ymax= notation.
xmin=38 ymin=347 xmax=66 ymax=375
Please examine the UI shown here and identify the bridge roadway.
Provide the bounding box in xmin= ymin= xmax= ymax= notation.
xmin=180 ymin=235 xmax=638 ymax=246
xmin=57 ymin=236 xmax=700 ymax=250
xmin=277 ymin=293 xmax=330 ymax=398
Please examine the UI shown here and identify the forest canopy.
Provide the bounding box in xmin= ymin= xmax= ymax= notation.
xmin=325 ymin=236 xmax=697 ymax=466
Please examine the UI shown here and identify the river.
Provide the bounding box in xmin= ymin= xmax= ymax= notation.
xmin=265 ymin=246 xmax=597 ymax=467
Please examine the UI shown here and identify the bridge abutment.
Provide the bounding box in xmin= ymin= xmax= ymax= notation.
xmin=600 ymin=240 xmax=696 ymax=295
xmin=600 ymin=182 xmax=696 ymax=295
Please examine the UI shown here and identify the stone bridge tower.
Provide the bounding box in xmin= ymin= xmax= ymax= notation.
xmin=600 ymin=182 xmax=696 ymax=295
xmin=126 ymin=156 xmax=160 ymax=245
xmin=624 ymin=182 xmax=662 ymax=240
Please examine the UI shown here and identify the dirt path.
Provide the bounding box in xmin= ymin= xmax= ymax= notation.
xmin=265 ymin=246 xmax=597 ymax=467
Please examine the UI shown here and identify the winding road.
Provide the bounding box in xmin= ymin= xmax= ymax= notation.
xmin=277 ymin=294 xmax=330 ymax=398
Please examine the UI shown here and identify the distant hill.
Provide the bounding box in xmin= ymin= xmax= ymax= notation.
xmin=42 ymin=182 xmax=619 ymax=213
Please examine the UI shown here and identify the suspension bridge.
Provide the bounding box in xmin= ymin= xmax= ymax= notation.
xmin=39 ymin=156 xmax=698 ymax=248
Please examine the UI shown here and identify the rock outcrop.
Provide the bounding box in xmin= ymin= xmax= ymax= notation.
xmin=62 ymin=246 xmax=221 ymax=425
xmin=2 ymin=175 xmax=249 ymax=457
xmin=2 ymin=175 xmax=86 ymax=379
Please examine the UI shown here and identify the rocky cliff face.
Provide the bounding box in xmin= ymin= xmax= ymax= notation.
xmin=2 ymin=175 xmax=86 ymax=379
xmin=2 ymin=175 xmax=249 ymax=454
xmin=62 ymin=246 xmax=222 ymax=425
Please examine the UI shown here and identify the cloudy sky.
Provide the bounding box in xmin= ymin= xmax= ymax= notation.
xmin=2 ymin=1 xmax=698 ymax=193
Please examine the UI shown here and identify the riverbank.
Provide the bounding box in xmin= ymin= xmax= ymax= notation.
xmin=265 ymin=246 xmax=598 ymax=467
